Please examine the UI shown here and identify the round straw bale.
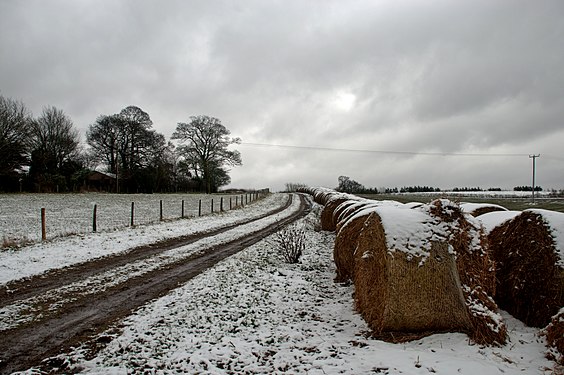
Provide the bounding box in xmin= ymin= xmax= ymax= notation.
xmin=353 ymin=209 xmax=473 ymax=338
xmin=543 ymin=308 xmax=564 ymax=365
xmin=424 ymin=199 xmax=507 ymax=345
xmin=404 ymin=202 xmax=424 ymax=209
xmin=333 ymin=199 xmax=363 ymax=229
xmin=333 ymin=211 xmax=372 ymax=283
xmin=333 ymin=202 xmax=400 ymax=282
xmin=476 ymin=210 xmax=521 ymax=235
xmin=335 ymin=201 xmax=377 ymax=232
xmin=321 ymin=197 xmax=350 ymax=231
xmin=488 ymin=209 xmax=564 ymax=327
xmin=460 ymin=202 xmax=507 ymax=217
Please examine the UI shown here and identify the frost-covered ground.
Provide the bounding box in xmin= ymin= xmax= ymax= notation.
xmin=0 ymin=192 xmax=252 ymax=244
xmin=13 ymin=203 xmax=558 ymax=375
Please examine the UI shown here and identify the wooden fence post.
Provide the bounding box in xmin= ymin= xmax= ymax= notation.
xmin=160 ymin=200 xmax=163 ymax=221
xmin=211 ymin=199 xmax=214 ymax=213
xmin=220 ymin=197 xmax=224 ymax=212
xmin=198 ymin=200 xmax=202 ymax=216
xmin=181 ymin=199 xmax=185 ymax=218
xmin=230 ymin=197 xmax=232 ymax=210
xmin=131 ymin=202 xmax=135 ymax=226
xmin=41 ymin=208 xmax=46 ymax=241
xmin=93 ymin=204 xmax=97 ymax=233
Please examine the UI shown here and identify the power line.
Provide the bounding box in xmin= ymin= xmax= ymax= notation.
xmin=240 ymin=142 xmax=531 ymax=158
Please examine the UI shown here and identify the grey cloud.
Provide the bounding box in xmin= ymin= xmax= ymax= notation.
xmin=1 ymin=0 xmax=563 ymax=191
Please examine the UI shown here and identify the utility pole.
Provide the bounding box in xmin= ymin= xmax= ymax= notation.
xmin=529 ymin=154 xmax=540 ymax=203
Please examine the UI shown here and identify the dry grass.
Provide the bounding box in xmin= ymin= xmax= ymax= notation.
xmin=2 ymin=236 xmax=33 ymax=250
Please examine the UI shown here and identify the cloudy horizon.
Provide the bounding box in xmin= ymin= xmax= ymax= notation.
xmin=1 ymin=0 xmax=563 ymax=192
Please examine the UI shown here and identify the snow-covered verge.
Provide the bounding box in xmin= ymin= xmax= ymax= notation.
xmin=0 ymin=193 xmax=286 ymax=285
xmin=24 ymin=206 xmax=558 ymax=374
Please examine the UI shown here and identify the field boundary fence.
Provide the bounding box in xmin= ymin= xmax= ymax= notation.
xmin=1 ymin=191 xmax=268 ymax=246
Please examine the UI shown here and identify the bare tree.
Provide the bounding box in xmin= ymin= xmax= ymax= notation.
xmin=31 ymin=106 xmax=80 ymax=171
xmin=87 ymin=106 xmax=172 ymax=192
xmin=0 ymin=95 xmax=33 ymax=177
xmin=172 ymin=115 xmax=242 ymax=193
xmin=29 ymin=106 xmax=81 ymax=191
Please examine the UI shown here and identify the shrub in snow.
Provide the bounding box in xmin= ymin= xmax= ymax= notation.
xmin=275 ymin=224 xmax=306 ymax=264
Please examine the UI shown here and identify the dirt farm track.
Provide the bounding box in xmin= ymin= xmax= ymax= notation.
xmin=0 ymin=194 xmax=311 ymax=374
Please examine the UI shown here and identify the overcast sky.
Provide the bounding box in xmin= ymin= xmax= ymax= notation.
xmin=1 ymin=0 xmax=563 ymax=192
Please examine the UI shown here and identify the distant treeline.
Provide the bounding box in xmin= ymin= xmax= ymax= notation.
xmin=285 ymin=177 xmax=549 ymax=195
xmin=1 ymin=95 xmax=239 ymax=194
xmin=514 ymin=186 xmax=543 ymax=192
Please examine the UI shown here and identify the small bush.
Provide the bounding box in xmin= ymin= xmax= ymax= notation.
xmin=275 ymin=224 xmax=306 ymax=263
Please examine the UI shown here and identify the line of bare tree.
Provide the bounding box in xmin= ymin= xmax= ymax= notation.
xmin=0 ymin=94 xmax=241 ymax=194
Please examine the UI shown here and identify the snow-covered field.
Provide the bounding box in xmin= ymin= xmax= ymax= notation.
xmin=0 ymin=193 xmax=285 ymax=285
xmin=7 ymin=199 xmax=558 ymax=374
xmin=0 ymin=192 xmax=252 ymax=244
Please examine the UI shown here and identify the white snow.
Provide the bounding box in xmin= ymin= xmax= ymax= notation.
xmin=373 ymin=205 xmax=436 ymax=259
xmin=3 ymin=196 xmax=559 ymax=374
xmin=476 ymin=211 xmax=521 ymax=234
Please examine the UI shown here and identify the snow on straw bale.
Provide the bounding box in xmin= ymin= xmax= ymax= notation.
xmin=333 ymin=201 xmax=411 ymax=283
xmin=460 ymin=203 xmax=507 ymax=217
xmin=353 ymin=210 xmax=473 ymax=339
xmin=333 ymin=201 xmax=393 ymax=283
xmin=304 ymin=189 xmax=507 ymax=345
xmin=421 ymin=199 xmax=507 ymax=345
xmin=321 ymin=197 xmax=351 ymax=231
xmin=476 ymin=210 xmax=521 ymax=234
xmin=488 ymin=209 xmax=564 ymax=327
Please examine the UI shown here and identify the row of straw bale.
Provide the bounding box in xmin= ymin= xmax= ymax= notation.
xmin=299 ymin=187 xmax=507 ymax=345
